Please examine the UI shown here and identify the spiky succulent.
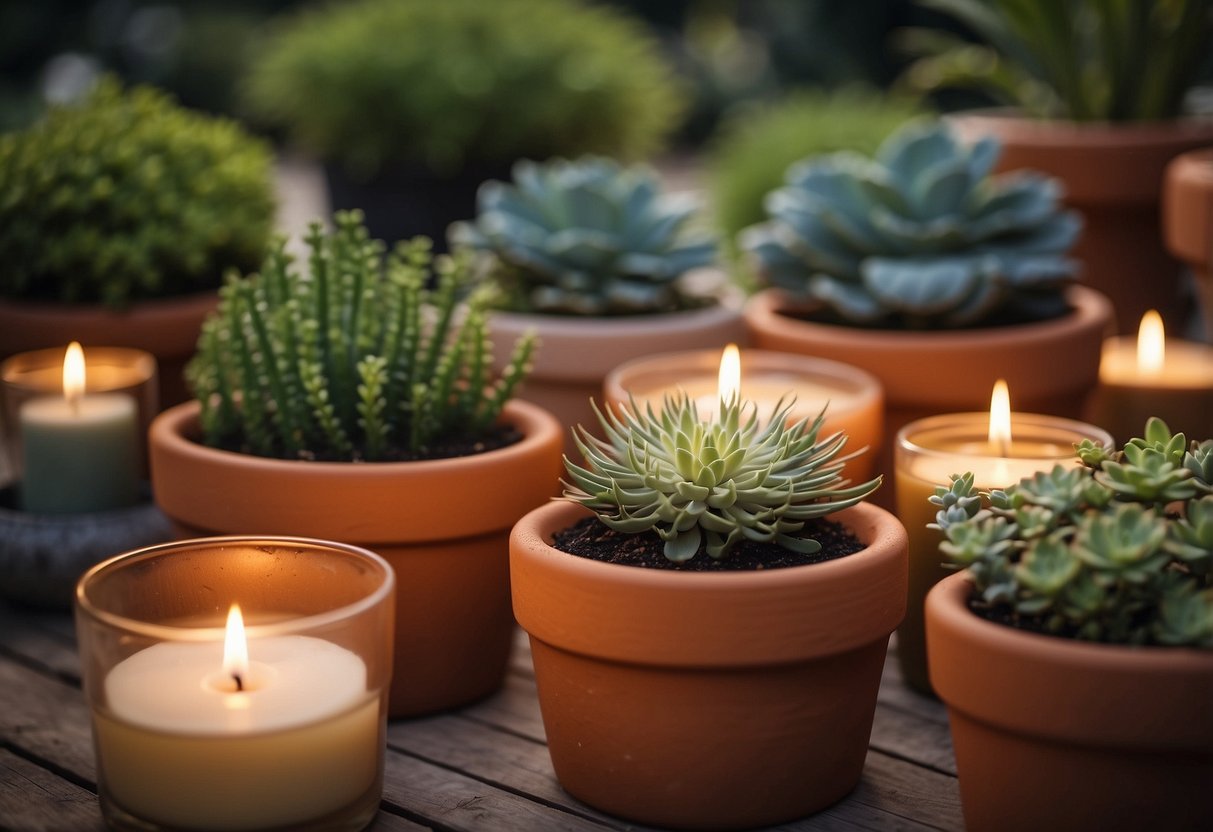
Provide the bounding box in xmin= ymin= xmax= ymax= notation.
xmin=931 ymin=418 xmax=1213 ymax=648
xmin=563 ymin=394 xmax=881 ymax=562
xmin=187 ymin=211 xmax=535 ymax=461
xmin=449 ymin=156 xmax=717 ymax=316
xmin=741 ymin=120 xmax=1080 ymax=328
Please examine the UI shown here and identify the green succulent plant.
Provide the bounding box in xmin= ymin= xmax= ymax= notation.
xmin=450 ymin=156 xmax=718 ymax=316
xmin=562 ymin=393 xmax=881 ymax=562
xmin=931 ymin=418 xmax=1213 ymax=648
xmin=708 ymin=87 xmax=926 ymax=245
xmin=740 ymin=119 xmax=1081 ymax=328
xmin=244 ymin=0 xmax=684 ymax=179
xmin=187 ymin=211 xmax=535 ymax=462
xmin=899 ymin=0 xmax=1213 ymax=122
xmin=0 ymin=77 xmax=274 ymax=306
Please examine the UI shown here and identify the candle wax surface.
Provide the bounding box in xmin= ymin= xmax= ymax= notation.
xmin=1099 ymin=338 xmax=1213 ymax=387
xmin=95 ymin=635 xmax=381 ymax=830
xmin=19 ymin=392 xmax=139 ymax=513
xmin=631 ymin=374 xmax=867 ymax=423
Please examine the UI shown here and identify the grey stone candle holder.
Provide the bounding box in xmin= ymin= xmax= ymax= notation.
xmin=0 ymin=484 xmax=175 ymax=609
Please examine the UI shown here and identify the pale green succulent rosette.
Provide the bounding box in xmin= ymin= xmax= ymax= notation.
xmin=741 ymin=120 xmax=1081 ymax=328
xmin=563 ymin=393 xmax=881 ymax=563
xmin=450 ymin=156 xmax=717 ymax=316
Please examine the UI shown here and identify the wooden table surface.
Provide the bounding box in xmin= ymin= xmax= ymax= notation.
xmin=0 ymin=600 xmax=963 ymax=832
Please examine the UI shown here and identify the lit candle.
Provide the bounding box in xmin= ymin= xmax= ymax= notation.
xmin=604 ymin=345 xmax=883 ymax=484
xmin=94 ymin=602 xmax=381 ymax=830
xmin=1086 ymin=310 xmax=1213 ymax=442
xmin=893 ymin=382 xmax=1112 ymax=694
xmin=19 ymin=342 xmax=140 ymax=513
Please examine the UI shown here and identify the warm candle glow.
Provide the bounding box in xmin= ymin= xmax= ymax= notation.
xmin=717 ymin=343 xmax=741 ymax=404
xmin=988 ymin=380 xmax=1012 ymax=456
xmin=63 ymin=341 xmax=85 ymax=411
xmin=223 ymin=604 xmax=249 ymax=691
xmin=1136 ymin=310 xmax=1165 ymax=377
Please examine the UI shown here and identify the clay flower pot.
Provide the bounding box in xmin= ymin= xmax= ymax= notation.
xmin=743 ymin=285 xmax=1113 ymax=509
xmin=927 ymin=571 xmax=1213 ymax=832
xmin=948 ymin=112 xmax=1213 ymax=335
xmin=489 ymin=293 xmax=747 ymax=458
xmin=0 ymin=292 xmax=218 ymax=408
xmin=150 ymin=399 xmax=563 ymax=718
xmin=510 ymin=499 xmax=908 ymax=830
xmin=1164 ymin=147 xmax=1213 ymax=337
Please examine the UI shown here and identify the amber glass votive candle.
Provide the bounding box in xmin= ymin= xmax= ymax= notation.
xmin=604 ymin=347 xmax=884 ymax=485
xmin=894 ymin=410 xmax=1112 ymax=695
xmin=75 ymin=536 xmax=396 ymax=832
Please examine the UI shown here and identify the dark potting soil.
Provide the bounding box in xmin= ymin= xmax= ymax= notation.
xmin=210 ymin=425 xmax=522 ymax=463
xmin=552 ymin=514 xmax=864 ymax=571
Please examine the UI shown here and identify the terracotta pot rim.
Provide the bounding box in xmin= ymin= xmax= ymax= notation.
xmin=946 ymin=108 xmax=1213 ymax=144
xmin=152 ymin=397 xmax=560 ymax=478
xmin=511 ymin=499 xmax=908 ymax=666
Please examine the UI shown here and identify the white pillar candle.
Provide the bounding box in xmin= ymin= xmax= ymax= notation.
xmin=94 ymin=611 xmax=381 ymax=831
xmin=19 ymin=342 xmax=140 ymax=513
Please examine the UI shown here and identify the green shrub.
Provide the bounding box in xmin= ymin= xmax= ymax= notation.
xmin=708 ymin=87 xmax=924 ymax=244
xmin=0 ymin=77 xmax=274 ymax=306
xmin=244 ymin=0 xmax=685 ymax=179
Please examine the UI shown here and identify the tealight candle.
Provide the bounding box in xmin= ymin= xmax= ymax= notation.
xmin=894 ymin=382 xmax=1112 ymax=694
xmin=75 ymin=536 xmax=395 ymax=832
xmin=18 ymin=342 xmax=140 ymax=513
xmin=604 ymin=345 xmax=883 ymax=484
xmin=1086 ymin=310 xmax=1213 ymax=442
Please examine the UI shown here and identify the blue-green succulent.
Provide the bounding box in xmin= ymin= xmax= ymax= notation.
xmin=563 ymin=394 xmax=880 ymax=562
xmin=741 ymin=120 xmax=1081 ymax=328
xmin=932 ymin=418 xmax=1213 ymax=648
xmin=450 ymin=156 xmax=717 ymax=316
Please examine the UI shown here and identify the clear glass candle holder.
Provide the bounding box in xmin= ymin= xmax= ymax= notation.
xmin=1 ymin=345 xmax=158 ymax=483
xmin=75 ymin=536 xmax=396 ymax=832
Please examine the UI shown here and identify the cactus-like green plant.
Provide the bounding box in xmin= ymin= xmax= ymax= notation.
xmin=449 ymin=156 xmax=718 ymax=316
xmin=931 ymin=418 xmax=1213 ymax=648
xmin=187 ymin=211 xmax=535 ymax=462
xmin=740 ymin=120 xmax=1080 ymax=329
xmin=562 ymin=394 xmax=881 ymax=562
xmin=0 ymin=77 xmax=274 ymax=306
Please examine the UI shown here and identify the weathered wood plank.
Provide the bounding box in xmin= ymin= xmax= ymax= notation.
xmin=460 ymin=671 xmax=547 ymax=743
xmin=0 ymin=660 xmax=95 ymax=783
xmin=367 ymin=809 xmax=434 ymax=831
xmin=382 ymin=752 xmax=615 ymax=832
xmin=0 ymin=749 xmax=104 ymax=832
xmin=0 ymin=605 xmax=82 ymax=683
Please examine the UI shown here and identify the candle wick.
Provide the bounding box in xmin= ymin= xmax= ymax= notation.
xmin=997 ymin=438 xmax=1010 ymax=458
xmin=232 ymin=673 xmax=244 ymax=692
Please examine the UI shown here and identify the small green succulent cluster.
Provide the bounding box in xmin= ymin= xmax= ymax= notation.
xmin=187 ymin=212 xmax=535 ymax=462
xmin=932 ymin=419 xmax=1213 ymax=648
xmin=741 ymin=120 xmax=1080 ymax=329
xmin=451 ymin=157 xmax=718 ymax=316
xmin=244 ymin=0 xmax=683 ymax=178
xmin=0 ymin=77 xmax=274 ymax=306
xmin=563 ymin=394 xmax=881 ymax=562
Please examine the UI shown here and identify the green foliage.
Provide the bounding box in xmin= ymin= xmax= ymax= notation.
xmin=187 ymin=212 xmax=535 ymax=462
xmin=450 ymin=156 xmax=717 ymax=316
xmin=563 ymin=394 xmax=881 ymax=562
xmin=899 ymin=0 xmax=1213 ymax=121
xmin=244 ymin=0 xmax=684 ymax=178
xmin=931 ymin=418 xmax=1213 ymax=648
xmin=708 ymin=87 xmax=926 ymax=244
xmin=0 ymin=77 xmax=274 ymax=306
xmin=741 ymin=120 xmax=1079 ymax=328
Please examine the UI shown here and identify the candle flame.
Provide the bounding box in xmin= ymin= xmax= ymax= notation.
xmin=223 ymin=604 xmax=249 ymax=692
xmin=717 ymin=343 xmax=741 ymax=406
xmin=1136 ymin=310 xmax=1165 ymax=377
xmin=988 ymin=379 xmax=1012 ymax=456
xmin=63 ymin=342 xmax=85 ymax=411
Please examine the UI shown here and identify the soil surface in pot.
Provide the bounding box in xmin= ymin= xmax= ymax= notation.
xmin=553 ymin=515 xmax=863 ymax=571
xmin=204 ymin=425 xmax=522 ymax=462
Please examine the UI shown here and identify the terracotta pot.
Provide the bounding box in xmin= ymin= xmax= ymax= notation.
xmin=743 ymin=285 xmax=1113 ymax=512
xmin=927 ymin=571 xmax=1213 ymax=832
xmin=0 ymin=292 xmax=217 ymax=408
xmin=150 ymin=399 xmax=564 ymax=718
xmin=489 ymin=291 xmax=748 ymax=459
xmin=948 ymin=112 xmax=1213 ymax=335
xmin=1164 ymin=147 xmax=1213 ymax=337
xmin=510 ymin=499 xmax=908 ymax=830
